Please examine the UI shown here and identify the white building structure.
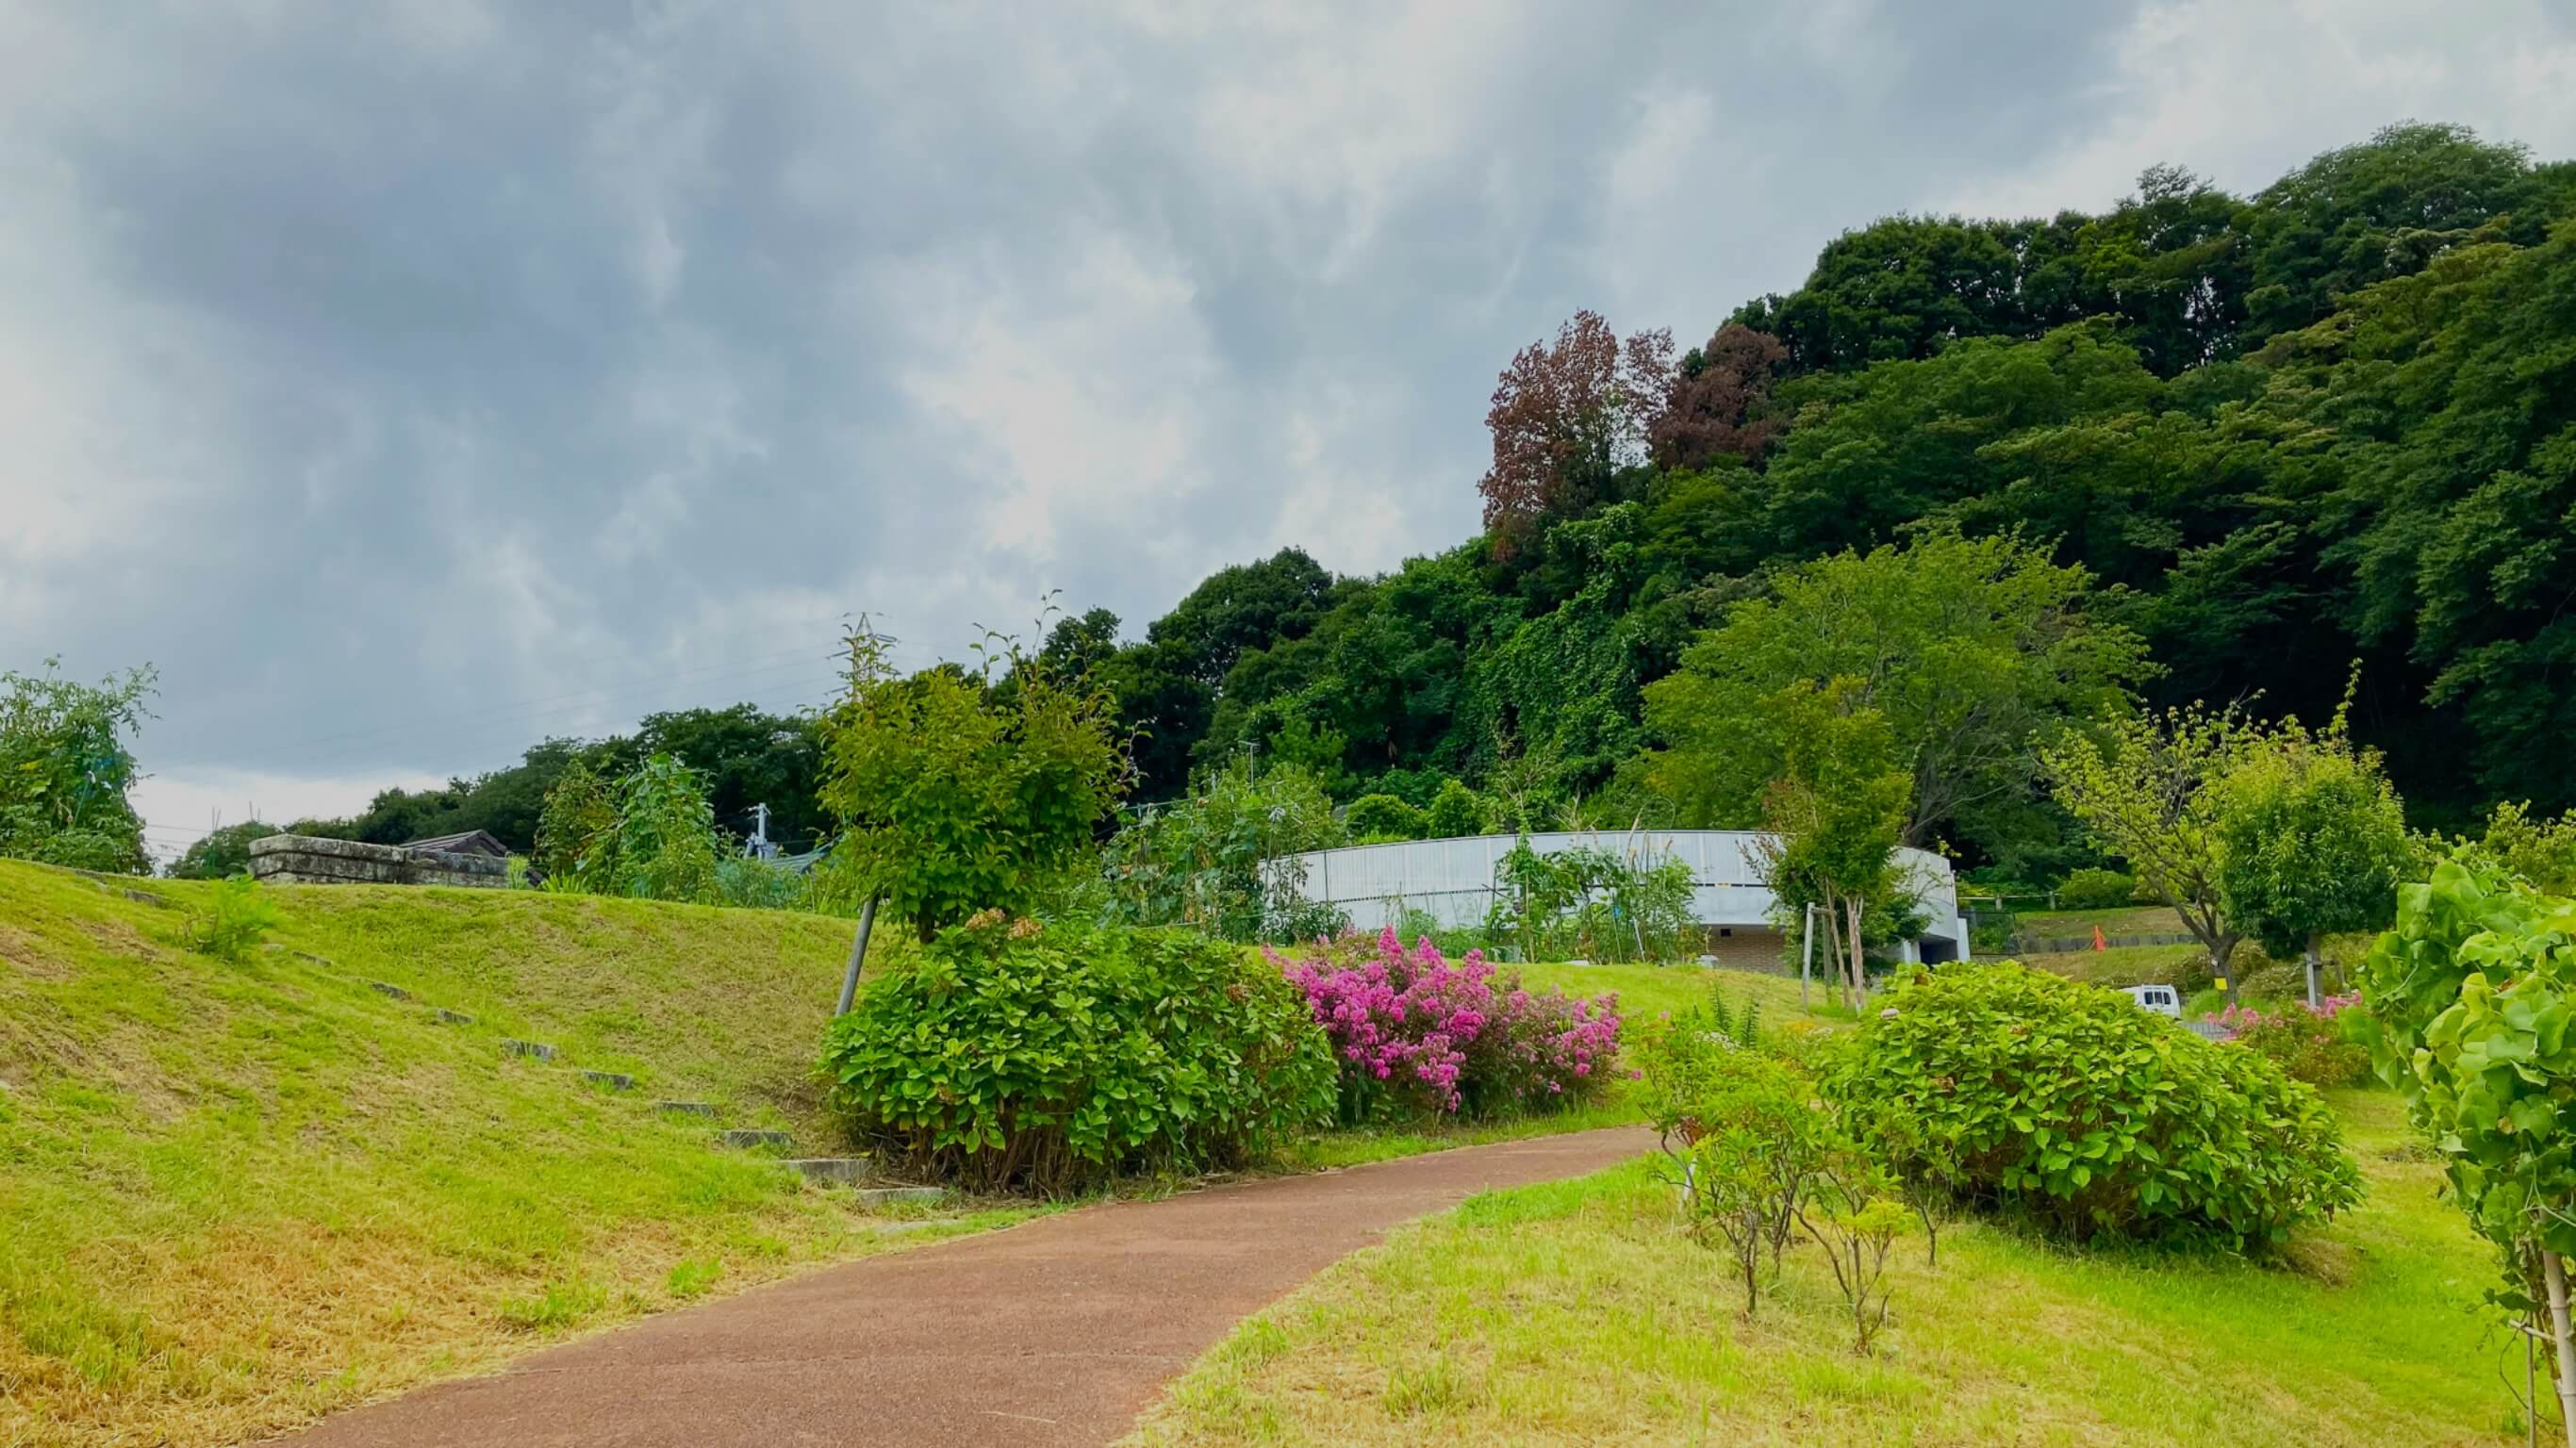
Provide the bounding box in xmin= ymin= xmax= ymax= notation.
xmin=1272 ymin=830 xmax=1969 ymax=967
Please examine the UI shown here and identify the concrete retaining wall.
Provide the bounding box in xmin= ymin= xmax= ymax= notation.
xmin=248 ymin=832 xmax=509 ymax=889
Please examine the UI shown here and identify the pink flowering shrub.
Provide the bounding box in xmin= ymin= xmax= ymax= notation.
xmin=1268 ymin=927 xmax=1621 ymax=1120
xmin=2202 ymin=993 xmax=2370 ymax=1088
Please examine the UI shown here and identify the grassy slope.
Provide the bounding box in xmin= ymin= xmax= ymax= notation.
xmin=0 ymin=860 xmax=1032 ymax=1448
xmin=1128 ymin=1090 xmax=2511 ymax=1447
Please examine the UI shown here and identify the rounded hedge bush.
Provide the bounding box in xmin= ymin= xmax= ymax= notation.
xmin=2055 ymin=866 xmax=2140 ymax=912
xmin=1822 ymin=963 xmax=2359 ymax=1249
xmin=821 ymin=915 xmax=1336 ymax=1192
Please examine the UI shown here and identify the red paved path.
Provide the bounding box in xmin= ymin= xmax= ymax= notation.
xmin=271 ymin=1127 xmax=1651 ymax=1447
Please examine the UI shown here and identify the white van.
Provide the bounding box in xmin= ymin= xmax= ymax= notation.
xmin=2120 ymin=983 xmax=2183 ymax=1018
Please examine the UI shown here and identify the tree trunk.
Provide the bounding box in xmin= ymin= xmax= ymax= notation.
xmin=2543 ymin=1250 xmax=2576 ymax=1448
xmin=2304 ymin=932 xmax=2324 ymax=1012
xmin=2212 ymin=935 xmax=2241 ymax=1007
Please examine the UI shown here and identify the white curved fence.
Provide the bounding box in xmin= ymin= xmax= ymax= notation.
xmin=1270 ymin=829 xmax=1967 ymax=963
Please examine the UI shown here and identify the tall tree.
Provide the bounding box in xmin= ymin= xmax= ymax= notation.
xmin=2041 ymin=703 xmax=2254 ymax=997
xmin=817 ymin=625 xmax=1128 ymax=944
xmin=1648 ymin=322 xmax=1787 ymax=471
xmin=1749 ymin=682 xmax=1913 ymax=1008
xmin=1479 ymin=310 xmax=1673 ymax=553
xmin=2289 ymin=222 xmax=2576 ymax=814
xmin=2243 ymin=122 xmax=2565 ymax=345
xmin=2211 ymin=714 xmax=2415 ymax=1007
xmin=1640 ymin=529 xmax=2150 ymax=870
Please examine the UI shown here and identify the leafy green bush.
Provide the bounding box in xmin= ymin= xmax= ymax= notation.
xmin=1494 ymin=840 xmax=1698 ymax=963
xmin=185 ymin=875 xmax=281 ymax=962
xmin=2055 ymin=867 xmax=2138 ymax=912
xmin=820 ymin=916 xmax=1335 ymax=1192
xmin=2217 ymin=998 xmax=2371 ymax=1089
xmin=1820 ymin=963 xmax=2358 ymax=1249
xmin=1100 ymin=760 xmax=1343 ymax=942
xmin=0 ymin=659 xmax=156 ymax=875
xmin=821 ymin=622 xmax=1128 ymax=943
xmin=1421 ymin=780 xmax=1493 ymax=840
xmin=167 ymin=820 xmax=282 ymax=880
xmin=1344 ymin=793 xmax=1428 ymax=843
xmin=713 ymin=856 xmax=815 ymax=912
xmin=2353 ymin=861 xmax=2576 ymax=1407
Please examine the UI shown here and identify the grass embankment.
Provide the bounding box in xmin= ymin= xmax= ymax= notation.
xmin=1131 ymin=1089 xmax=2509 ymax=1447
xmin=0 ymin=860 xmax=1032 ymax=1448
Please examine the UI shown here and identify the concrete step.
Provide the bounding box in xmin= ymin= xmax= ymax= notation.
xmin=502 ymin=1039 xmax=557 ymax=1062
xmin=370 ymin=980 xmax=411 ymax=1001
xmin=435 ymin=1008 xmax=474 ymax=1026
xmin=782 ymin=1157 xmax=876 ymax=1184
xmin=853 ymin=1186 xmax=948 ymax=1209
xmin=580 ymin=1070 xmax=636 ymax=1092
xmin=718 ymin=1128 xmax=790 ymax=1150
xmin=656 ymin=1100 xmax=719 ymax=1117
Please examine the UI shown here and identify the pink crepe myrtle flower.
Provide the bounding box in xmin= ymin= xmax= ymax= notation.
xmin=1267 ymin=928 xmax=1621 ymax=1116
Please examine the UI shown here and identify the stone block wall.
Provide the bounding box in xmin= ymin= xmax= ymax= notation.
xmin=248 ymin=833 xmax=509 ymax=889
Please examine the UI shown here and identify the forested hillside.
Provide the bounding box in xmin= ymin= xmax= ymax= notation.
xmin=303 ymin=122 xmax=2574 ymax=879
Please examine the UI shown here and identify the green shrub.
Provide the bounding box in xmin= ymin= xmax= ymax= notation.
xmin=2221 ymin=1000 xmax=2373 ymax=1089
xmin=714 ymin=856 xmax=814 ymax=912
xmin=184 ymin=875 xmax=280 ymax=962
xmin=2055 ymin=867 xmax=2138 ymax=912
xmin=820 ymin=915 xmax=1335 ymax=1192
xmin=1344 ymin=793 xmax=1428 ymax=843
xmin=1820 ymin=963 xmax=2358 ymax=1249
xmin=1100 ymin=759 xmax=1344 ymax=942
xmin=1421 ymin=780 xmax=1493 ymax=840
xmin=2232 ymin=955 xmax=2304 ymax=1001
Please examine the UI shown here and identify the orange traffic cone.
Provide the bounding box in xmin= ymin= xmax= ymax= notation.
xmin=2092 ymin=926 xmax=2108 ymax=952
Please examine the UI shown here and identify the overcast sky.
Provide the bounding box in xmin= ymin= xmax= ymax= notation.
xmin=4 ymin=0 xmax=2572 ymax=859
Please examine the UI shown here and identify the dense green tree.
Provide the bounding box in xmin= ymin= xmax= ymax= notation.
xmin=1744 ymin=324 xmax=2161 ymax=565
xmin=2040 ymin=703 xmax=2256 ymax=996
xmin=818 ymin=626 xmax=1128 ymax=942
xmin=1747 ymin=681 xmax=1913 ymax=1007
xmin=2242 ymin=122 xmax=2568 ymax=345
xmin=2211 ymin=716 xmax=2415 ymax=1007
xmin=1731 ymin=215 xmax=2072 ymax=375
xmin=1639 ymin=530 xmax=2149 ymax=871
xmin=533 ymin=757 xmax=616 ymax=884
xmin=0 ymin=659 xmax=155 ymax=875
xmin=629 ymin=707 xmax=826 ymax=851
xmin=2283 ymin=222 xmax=2576 ymax=814
xmin=167 ymin=820 xmax=283 ymax=880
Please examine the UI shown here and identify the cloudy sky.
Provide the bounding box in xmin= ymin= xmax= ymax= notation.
xmin=3 ymin=0 xmax=2571 ymax=859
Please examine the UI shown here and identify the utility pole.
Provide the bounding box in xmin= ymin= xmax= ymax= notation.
xmin=748 ymin=802 xmax=773 ymax=860
xmin=1801 ymin=901 xmax=1818 ymax=1012
xmin=834 ymin=897 xmax=878 ymax=1016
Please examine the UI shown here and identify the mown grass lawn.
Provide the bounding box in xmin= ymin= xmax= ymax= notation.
xmin=0 ymin=861 xmax=1028 ymax=1448
xmin=1131 ymin=1090 xmax=2516 ymax=1447
xmin=1 ymin=868 xmax=1798 ymax=1447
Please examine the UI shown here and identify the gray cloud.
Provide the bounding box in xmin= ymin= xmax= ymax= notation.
xmin=2 ymin=0 xmax=2569 ymax=849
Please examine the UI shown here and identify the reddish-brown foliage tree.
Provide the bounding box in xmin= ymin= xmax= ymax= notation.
xmin=1648 ymin=322 xmax=1788 ymax=471
xmin=1479 ymin=310 xmax=1673 ymax=554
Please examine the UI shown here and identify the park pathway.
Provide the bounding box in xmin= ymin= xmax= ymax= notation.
xmin=271 ymin=1126 xmax=1652 ymax=1447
